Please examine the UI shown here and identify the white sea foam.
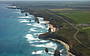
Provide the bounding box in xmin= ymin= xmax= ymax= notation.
xmin=32 ymin=50 xmax=53 ymax=55
xmin=32 ymin=50 xmax=54 ymax=55
xmin=32 ymin=50 xmax=54 ymax=56
xmin=25 ymin=34 xmax=40 ymax=41
xmin=29 ymin=40 xmax=49 ymax=44
xmin=18 ymin=16 xmax=31 ymax=18
xmin=31 ymin=20 xmax=35 ymax=22
xmin=37 ymin=17 xmax=44 ymax=21
xmin=18 ymin=19 xmax=29 ymax=23
xmin=32 ymin=49 xmax=63 ymax=55
xmin=32 ymin=50 xmax=43 ymax=54
xmin=13 ymin=12 xmax=21 ymax=14
xmin=26 ymin=23 xmax=32 ymax=26
xmin=29 ymin=28 xmax=37 ymax=32
xmin=31 ymin=42 xmax=57 ymax=49
xmin=17 ymin=13 xmax=65 ymax=55
xmin=32 ymin=50 xmax=63 ymax=56
xmin=29 ymin=28 xmax=36 ymax=32
xmin=32 ymin=23 xmax=45 ymax=29
xmin=33 ymin=33 xmax=38 ymax=36
xmin=60 ymin=49 xmax=64 ymax=53
xmin=39 ymin=21 xmax=47 ymax=24
xmin=39 ymin=40 xmax=49 ymax=42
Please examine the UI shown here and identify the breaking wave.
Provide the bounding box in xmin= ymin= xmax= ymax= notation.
xmin=17 ymin=12 xmax=67 ymax=56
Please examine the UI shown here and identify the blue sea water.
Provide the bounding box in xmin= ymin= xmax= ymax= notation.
xmin=0 ymin=4 xmax=67 ymax=56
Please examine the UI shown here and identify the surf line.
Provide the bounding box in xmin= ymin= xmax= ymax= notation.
xmin=18 ymin=12 xmax=59 ymax=55
xmin=35 ymin=15 xmax=75 ymax=56
xmin=17 ymin=11 xmax=71 ymax=56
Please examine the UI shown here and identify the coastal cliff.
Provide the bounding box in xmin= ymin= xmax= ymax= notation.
xmin=19 ymin=8 xmax=84 ymax=56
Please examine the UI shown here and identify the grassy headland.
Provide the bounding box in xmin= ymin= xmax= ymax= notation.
xmin=13 ymin=1 xmax=90 ymax=56
xmin=49 ymin=9 xmax=90 ymax=56
xmin=52 ymin=10 xmax=90 ymax=24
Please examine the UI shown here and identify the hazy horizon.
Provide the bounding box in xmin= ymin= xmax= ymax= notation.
xmin=0 ymin=0 xmax=90 ymax=1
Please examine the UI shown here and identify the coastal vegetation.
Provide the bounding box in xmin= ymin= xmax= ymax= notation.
xmin=12 ymin=1 xmax=90 ymax=56
xmin=49 ymin=9 xmax=90 ymax=56
xmin=53 ymin=10 xmax=90 ymax=24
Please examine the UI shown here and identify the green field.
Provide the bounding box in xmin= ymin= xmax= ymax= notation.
xmin=56 ymin=10 xmax=90 ymax=45
xmin=56 ymin=11 xmax=90 ymax=24
xmin=49 ymin=9 xmax=90 ymax=56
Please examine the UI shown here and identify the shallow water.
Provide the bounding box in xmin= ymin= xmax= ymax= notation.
xmin=0 ymin=4 xmax=67 ymax=56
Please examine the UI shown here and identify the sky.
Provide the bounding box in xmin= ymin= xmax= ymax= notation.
xmin=0 ymin=0 xmax=89 ymax=1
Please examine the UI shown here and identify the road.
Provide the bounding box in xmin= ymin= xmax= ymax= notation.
xmin=46 ymin=9 xmax=82 ymax=43
xmin=46 ymin=9 xmax=90 ymax=49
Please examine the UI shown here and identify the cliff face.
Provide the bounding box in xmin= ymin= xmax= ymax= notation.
xmin=38 ymin=32 xmax=86 ymax=56
xmin=19 ymin=8 xmax=87 ymax=56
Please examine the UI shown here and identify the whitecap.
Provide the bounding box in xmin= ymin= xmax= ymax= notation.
xmin=37 ymin=17 xmax=44 ymax=21
xmin=33 ymin=33 xmax=38 ymax=36
xmin=60 ymin=49 xmax=64 ymax=53
xmin=18 ymin=19 xmax=29 ymax=23
xmin=32 ymin=50 xmax=55 ymax=55
xmin=32 ymin=50 xmax=43 ymax=54
xmin=29 ymin=28 xmax=37 ymax=32
xmin=31 ymin=20 xmax=35 ymax=22
xmin=25 ymin=34 xmax=40 ymax=41
xmin=39 ymin=40 xmax=49 ymax=42
xmin=32 ymin=23 xmax=45 ymax=29
xmin=13 ymin=12 xmax=21 ymax=14
xmin=18 ymin=16 xmax=31 ymax=18
xmin=29 ymin=40 xmax=49 ymax=44
xmin=26 ymin=23 xmax=32 ymax=26
xmin=31 ymin=42 xmax=57 ymax=49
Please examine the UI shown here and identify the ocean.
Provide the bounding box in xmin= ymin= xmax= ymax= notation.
xmin=0 ymin=4 xmax=67 ymax=56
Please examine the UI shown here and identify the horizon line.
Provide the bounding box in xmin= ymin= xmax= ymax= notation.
xmin=0 ymin=0 xmax=90 ymax=1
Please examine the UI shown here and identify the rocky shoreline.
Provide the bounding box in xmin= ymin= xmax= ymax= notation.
xmin=20 ymin=8 xmax=75 ymax=56
xmin=37 ymin=17 xmax=75 ymax=56
xmin=48 ymin=23 xmax=75 ymax=56
xmin=39 ymin=23 xmax=75 ymax=56
xmin=49 ymin=38 xmax=75 ymax=56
